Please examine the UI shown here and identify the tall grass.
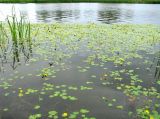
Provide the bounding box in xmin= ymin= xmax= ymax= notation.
xmin=0 ymin=8 xmax=32 ymax=69
xmin=7 ymin=8 xmax=32 ymax=63
xmin=7 ymin=9 xmax=31 ymax=47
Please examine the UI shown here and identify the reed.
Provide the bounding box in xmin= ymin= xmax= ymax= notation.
xmin=7 ymin=8 xmax=32 ymax=60
xmin=7 ymin=9 xmax=31 ymax=46
xmin=0 ymin=7 xmax=32 ymax=67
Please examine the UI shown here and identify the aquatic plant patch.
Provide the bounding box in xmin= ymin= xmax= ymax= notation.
xmin=0 ymin=23 xmax=160 ymax=119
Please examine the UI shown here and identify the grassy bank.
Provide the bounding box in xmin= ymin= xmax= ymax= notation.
xmin=0 ymin=0 xmax=160 ymax=3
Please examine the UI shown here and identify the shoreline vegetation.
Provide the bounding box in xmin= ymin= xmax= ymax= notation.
xmin=0 ymin=0 xmax=160 ymax=3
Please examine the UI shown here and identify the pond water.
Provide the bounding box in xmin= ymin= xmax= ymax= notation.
xmin=0 ymin=3 xmax=160 ymax=119
xmin=0 ymin=3 xmax=160 ymax=24
xmin=0 ymin=23 xmax=160 ymax=119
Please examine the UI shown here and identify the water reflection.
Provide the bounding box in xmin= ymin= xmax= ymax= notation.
xmin=36 ymin=10 xmax=51 ymax=22
xmin=97 ymin=10 xmax=121 ymax=24
xmin=0 ymin=3 xmax=160 ymax=24
xmin=36 ymin=10 xmax=80 ymax=22
xmin=33 ymin=3 xmax=134 ymax=23
xmin=0 ymin=41 xmax=32 ymax=71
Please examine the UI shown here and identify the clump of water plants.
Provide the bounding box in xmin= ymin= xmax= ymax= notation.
xmin=30 ymin=109 xmax=96 ymax=119
xmin=0 ymin=7 xmax=32 ymax=70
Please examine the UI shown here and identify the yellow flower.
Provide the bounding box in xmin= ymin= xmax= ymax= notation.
xmin=145 ymin=109 xmax=150 ymax=115
xmin=18 ymin=93 xmax=23 ymax=97
xmin=19 ymin=90 xmax=23 ymax=93
xmin=62 ymin=112 xmax=68 ymax=117
xmin=150 ymin=115 xmax=154 ymax=119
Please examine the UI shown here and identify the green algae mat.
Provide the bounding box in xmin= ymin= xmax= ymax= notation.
xmin=0 ymin=23 xmax=160 ymax=119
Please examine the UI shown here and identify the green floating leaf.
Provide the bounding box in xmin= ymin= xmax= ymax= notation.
xmin=108 ymin=103 xmax=113 ymax=107
xmin=34 ymin=105 xmax=40 ymax=110
xmin=29 ymin=114 xmax=42 ymax=119
xmin=116 ymin=105 xmax=124 ymax=110
xmin=80 ymin=109 xmax=89 ymax=113
xmin=3 ymin=108 xmax=9 ymax=112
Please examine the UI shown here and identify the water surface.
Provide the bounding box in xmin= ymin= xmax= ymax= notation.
xmin=0 ymin=3 xmax=160 ymax=24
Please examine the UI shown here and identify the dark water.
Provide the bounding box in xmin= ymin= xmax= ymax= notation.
xmin=0 ymin=35 xmax=159 ymax=119
xmin=0 ymin=3 xmax=160 ymax=24
xmin=0 ymin=49 xmax=159 ymax=119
